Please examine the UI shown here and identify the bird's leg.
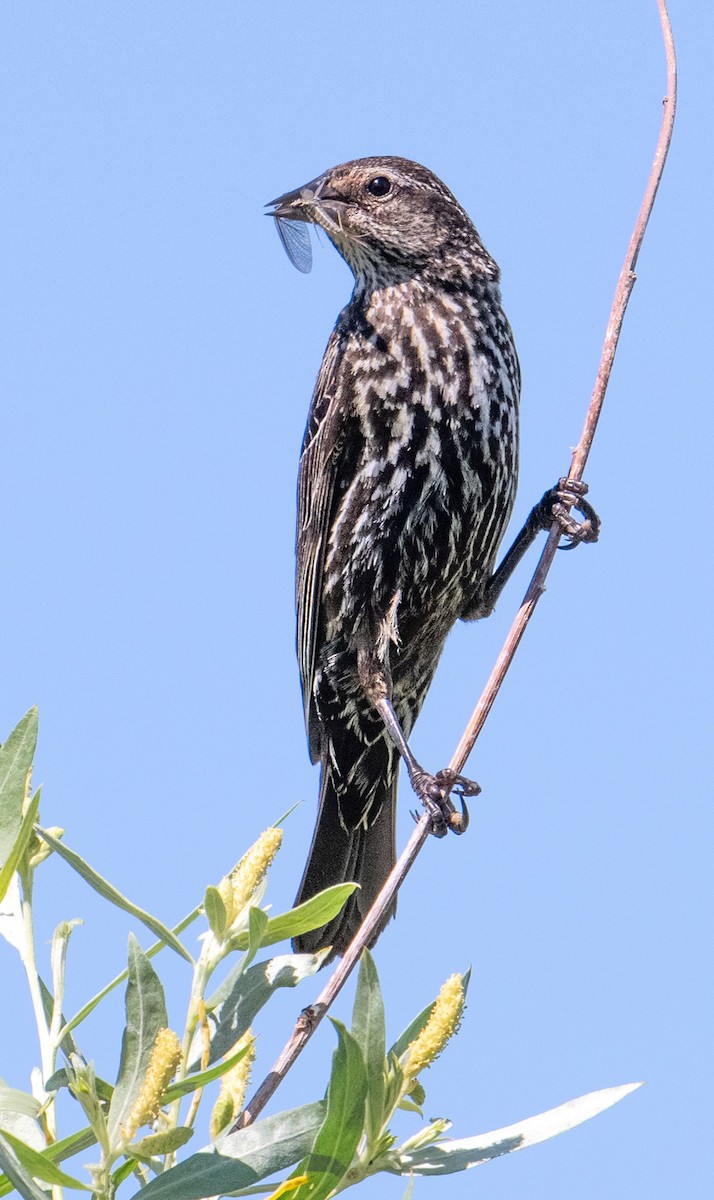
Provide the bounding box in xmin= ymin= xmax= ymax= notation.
xmin=470 ymin=478 xmax=601 ymax=618
xmin=357 ymin=645 xmax=476 ymax=837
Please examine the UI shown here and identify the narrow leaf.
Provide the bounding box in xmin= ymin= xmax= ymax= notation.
xmin=0 ymin=1130 xmax=89 ymax=1189
xmin=389 ymin=1001 xmax=436 ymax=1062
xmin=35 ymin=827 xmax=192 ymax=963
xmin=292 ymin=1020 xmax=367 ymax=1200
xmin=0 ymin=1090 xmax=40 ymax=1123
xmin=204 ymin=886 xmax=228 ymax=939
xmin=107 ymin=935 xmax=170 ymax=1145
xmin=247 ymin=907 xmax=269 ymax=960
xmin=394 ymin=1083 xmax=644 ymax=1175
xmin=206 ymin=953 xmax=324 ymax=1066
xmin=0 ymin=1130 xmax=53 ymax=1200
xmin=351 ymin=949 xmax=386 ymax=1145
xmin=0 ymin=1126 xmax=97 ymax=1198
xmin=129 ymin=1102 xmax=325 ymax=1200
xmin=164 ymin=1040 xmax=253 ymax=1102
xmin=0 ymin=791 xmax=41 ymax=904
xmin=232 ymin=886 xmax=356 ymax=950
xmin=0 ymin=709 xmax=38 ymax=868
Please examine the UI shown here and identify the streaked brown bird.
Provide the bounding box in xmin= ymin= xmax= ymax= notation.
xmin=268 ymin=157 xmax=596 ymax=959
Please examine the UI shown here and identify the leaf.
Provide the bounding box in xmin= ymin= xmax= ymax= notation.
xmin=232 ymin=886 xmax=357 ymax=950
xmin=205 ymin=953 xmax=324 ymax=1066
xmin=393 ymin=1083 xmax=644 ymax=1175
xmin=389 ymin=1001 xmax=436 ymax=1062
xmin=0 ymin=709 xmax=38 ymax=869
xmin=351 ymin=949 xmax=386 ymax=1145
xmin=0 ymin=1126 xmax=97 ymax=1198
xmin=204 ymin=886 xmax=228 ymax=939
xmin=164 ymin=1039 xmax=253 ymax=1102
xmin=291 ymin=1020 xmax=367 ymax=1200
xmin=0 ymin=1088 xmax=43 ymax=1163
xmin=0 ymin=1089 xmax=41 ymax=1124
xmin=0 ymin=1129 xmax=57 ymax=1200
xmin=107 ymin=935 xmax=170 ymax=1146
xmin=35 ymin=827 xmax=192 ymax=963
xmin=0 ymin=790 xmax=41 ymax=904
xmin=129 ymin=1101 xmax=325 ymax=1200
xmin=0 ymin=1129 xmax=90 ymax=1190
xmin=247 ymin=907 xmax=269 ymax=960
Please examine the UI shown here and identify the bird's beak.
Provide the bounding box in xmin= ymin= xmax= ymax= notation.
xmin=266 ymin=176 xmax=346 ymax=224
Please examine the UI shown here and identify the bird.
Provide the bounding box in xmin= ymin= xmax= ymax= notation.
xmin=268 ymin=156 xmax=595 ymax=959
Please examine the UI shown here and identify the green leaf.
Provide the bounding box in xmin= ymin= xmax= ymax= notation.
xmin=389 ymin=1001 xmax=435 ymax=1062
xmin=246 ymin=907 xmax=269 ymax=960
xmin=205 ymin=953 xmax=324 ymax=1065
xmin=164 ymin=1040 xmax=253 ymax=1103
xmin=393 ymin=1083 xmax=644 ymax=1175
xmin=0 ymin=1126 xmax=97 ymax=1197
xmin=232 ymin=885 xmax=357 ymax=950
xmin=0 ymin=1129 xmax=90 ymax=1190
xmin=351 ymin=949 xmax=386 ymax=1146
xmin=129 ymin=1101 xmax=325 ymax=1200
xmin=107 ymin=934 xmax=170 ymax=1147
xmin=34 ymin=827 xmax=193 ymax=963
xmin=0 ymin=790 xmax=41 ymax=904
xmin=129 ymin=1126 xmax=194 ymax=1158
xmin=292 ymin=1020 xmax=367 ymax=1200
xmin=0 ymin=1128 xmax=58 ymax=1200
xmin=0 ymin=709 xmax=38 ymax=869
xmin=204 ymin=886 xmax=228 ymax=939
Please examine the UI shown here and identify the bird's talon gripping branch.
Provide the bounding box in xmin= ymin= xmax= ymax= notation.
xmin=539 ymin=477 xmax=601 ymax=550
xmin=409 ymin=767 xmax=477 ymax=837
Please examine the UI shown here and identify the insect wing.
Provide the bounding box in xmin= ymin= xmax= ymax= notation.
xmin=274 ymin=216 xmax=312 ymax=274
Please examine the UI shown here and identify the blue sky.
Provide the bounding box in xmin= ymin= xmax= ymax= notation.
xmin=1 ymin=2 xmax=711 ymax=1197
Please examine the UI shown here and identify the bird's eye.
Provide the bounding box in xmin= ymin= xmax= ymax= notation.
xmin=365 ymin=176 xmax=392 ymax=197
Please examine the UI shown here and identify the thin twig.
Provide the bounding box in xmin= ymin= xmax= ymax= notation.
xmin=235 ymin=0 xmax=677 ymax=1132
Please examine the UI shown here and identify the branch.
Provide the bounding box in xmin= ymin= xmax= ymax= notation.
xmin=235 ymin=0 xmax=677 ymax=1132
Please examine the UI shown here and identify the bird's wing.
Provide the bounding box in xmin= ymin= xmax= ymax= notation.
xmin=296 ymin=327 xmax=357 ymax=759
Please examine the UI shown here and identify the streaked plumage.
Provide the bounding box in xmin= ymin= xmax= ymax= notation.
xmin=269 ymin=157 xmax=520 ymax=957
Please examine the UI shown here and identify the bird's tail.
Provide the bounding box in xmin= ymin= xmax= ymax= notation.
xmin=293 ymin=764 xmax=397 ymax=961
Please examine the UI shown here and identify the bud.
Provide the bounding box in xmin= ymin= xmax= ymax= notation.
xmin=209 ymin=1031 xmax=255 ymax=1140
xmin=401 ymin=975 xmax=465 ymax=1079
xmin=229 ymin=828 xmax=283 ymax=917
xmin=123 ymin=1028 xmax=182 ymax=1141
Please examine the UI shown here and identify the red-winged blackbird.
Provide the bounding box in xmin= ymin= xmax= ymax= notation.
xmin=269 ymin=157 xmax=572 ymax=959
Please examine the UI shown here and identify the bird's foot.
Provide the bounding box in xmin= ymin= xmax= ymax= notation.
xmin=537 ymin=478 xmax=601 ymax=549
xmin=410 ymin=768 xmax=479 ymax=837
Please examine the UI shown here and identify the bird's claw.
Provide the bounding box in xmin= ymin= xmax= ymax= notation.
xmin=409 ymin=767 xmax=478 ymax=837
xmin=539 ymin=477 xmax=601 ymax=550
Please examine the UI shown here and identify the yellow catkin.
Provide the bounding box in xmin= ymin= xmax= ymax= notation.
xmin=123 ymin=1028 xmax=182 ymax=1140
xmin=209 ymin=1031 xmax=256 ymax=1140
xmin=230 ymin=828 xmax=283 ymax=914
xmin=402 ymin=975 xmax=465 ymax=1079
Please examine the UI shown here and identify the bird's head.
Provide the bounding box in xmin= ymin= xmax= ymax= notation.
xmin=267 ymin=156 xmax=497 ymax=287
